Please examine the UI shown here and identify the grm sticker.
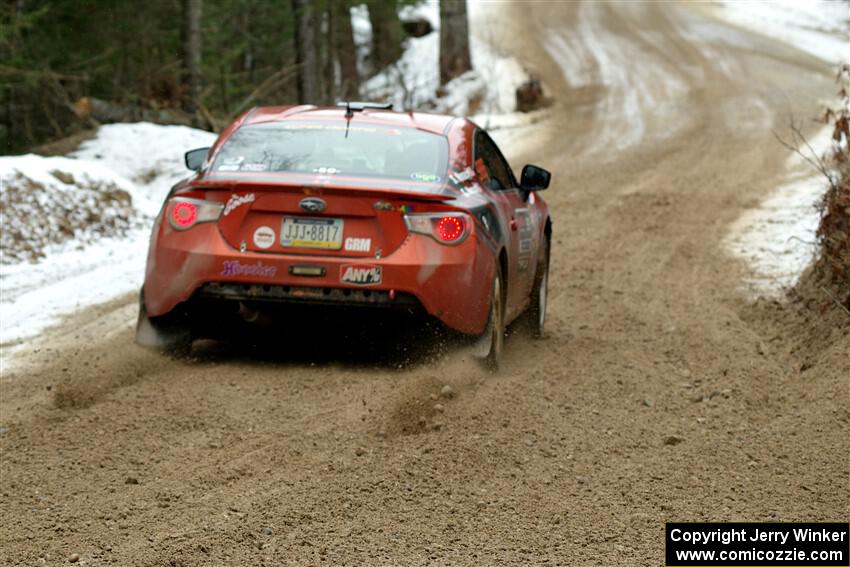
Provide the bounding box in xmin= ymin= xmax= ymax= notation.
xmin=344 ymin=237 xmax=371 ymax=252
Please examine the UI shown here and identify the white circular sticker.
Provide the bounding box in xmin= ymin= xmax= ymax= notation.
xmin=253 ymin=226 xmax=275 ymax=249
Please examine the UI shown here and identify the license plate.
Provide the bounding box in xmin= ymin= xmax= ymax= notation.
xmin=280 ymin=217 xmax=343 ymax=249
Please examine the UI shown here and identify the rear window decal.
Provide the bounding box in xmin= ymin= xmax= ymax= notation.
xmin=217 ymin=157 xmax=245 ymax=171
xmin=280 ymin=124 xmax=401 ymax=135
xmin=410 ymin=172 xmax=440 ymax=183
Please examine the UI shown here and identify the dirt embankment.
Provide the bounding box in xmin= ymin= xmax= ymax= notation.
xmin=1 ymin=3 xmax=848 ymax=566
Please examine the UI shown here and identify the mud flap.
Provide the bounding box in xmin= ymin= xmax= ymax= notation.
xmin=135 ymin=288 xmax=192 ymax=353
xmin=473 ymin=271 xmax=504 ymax=370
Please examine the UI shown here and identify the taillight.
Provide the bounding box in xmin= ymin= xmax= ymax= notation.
xmin=404 ymin=212 xmax=470 ymax=245
xmin=171 ymin=201 xmax=197 ymax=228
xmin=166 ymin=197 xmax=223 ymax=231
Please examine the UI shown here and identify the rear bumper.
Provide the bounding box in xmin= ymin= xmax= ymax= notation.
xmin=197 ymin=281 xmax=421 ymax=307
xmin=143 ymin=223 xmax=495 ymax=335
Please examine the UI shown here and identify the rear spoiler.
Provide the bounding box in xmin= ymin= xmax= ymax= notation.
xmin=190 ymin=174 xmax=454 ymax=202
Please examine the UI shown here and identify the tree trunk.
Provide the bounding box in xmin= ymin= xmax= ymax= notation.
xmin=334 ymin=1 xmax=360 ymax=99
xmin=367 ymin=0 xmax=403 ymax=71
xmin=320 ymin=6 xmax=334 ymax=104
xmin=182 ymin=0 xmax=203 ymax=113
xmin=439 ymin=0 xmax=472 ymax=84
xmin=321 ymin=5 xmax=332 ymax=104
xmin=292 ymin=0 xmax=322 ymax=104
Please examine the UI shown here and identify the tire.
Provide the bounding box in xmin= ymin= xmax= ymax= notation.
xmin=523 ymin=236 xmax=549 ymax=339
xmin=135 ymin=287 xmax=193 ymax=355
xmin=475 ymin=268 xmax=505 ymax=371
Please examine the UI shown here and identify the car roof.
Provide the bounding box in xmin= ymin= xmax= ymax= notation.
xmin=242 ymin=105 xmax=459 ymax=135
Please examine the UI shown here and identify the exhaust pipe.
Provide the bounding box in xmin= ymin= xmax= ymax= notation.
xmin=237 ymin=301 xmax=265 ymax=324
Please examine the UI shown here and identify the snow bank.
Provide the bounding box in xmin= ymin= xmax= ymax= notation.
xmin=718 ymin=2 xmax=848 ymax=297
xmin=73 ymin=122 xmax=217 ymax=215
xmin=711 ymin=0 xmax=849 ymax=65
xmin=725 ymin=127 xmax=835 ymax=297
xmin=0 ymin=229 xmax=149 ymax=345
xmin=1 ymin=123 xmax=216 ymax=345
xmin=0 ymin=155 xmax=141 ymax=264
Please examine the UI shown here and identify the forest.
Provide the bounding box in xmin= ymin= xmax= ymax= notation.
xmin=0 ymin=0 xmax=475 ymax=154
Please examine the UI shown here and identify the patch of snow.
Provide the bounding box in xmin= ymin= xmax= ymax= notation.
xmin=430 ymin=71 xmax=487 ymax=117
xmin=360 ymin=0 xmax=529 ymax=116
xmin=467 ymin=1 xmax=530 ymax=115
xmin=350 ymin=4 xmax=374 ymax=80
xmin=724 ymin=127 xmax=835 ymax=297
xmin=711 ymin=0 xmax=849 ymax=65
xmin=716 ymin=2 xmax=847 ymax=297
xmin=720 ymin=1 xmax=849 ymax=298
xmin=0 ymin=229 xmax=148 ymax=345
xmin=1 ymin=122 xmax=215 ymax=346
xmin=725 ymin=177 xmax=823 ymax=295
xmin=361 ymin=21 xmax=441 ymax=110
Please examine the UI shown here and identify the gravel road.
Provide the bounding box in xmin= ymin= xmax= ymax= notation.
xmin=1 ymin=3 xmax=847 ymax=565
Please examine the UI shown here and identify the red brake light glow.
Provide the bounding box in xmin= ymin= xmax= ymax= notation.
xmin=436 ymin=216 xmax=464 ymax=242
xmin=172 ymin=201 xmax=197 ymax=228
xmin=404 ymin=212 xmax=470 ymax=245
xmin=166 ymin=197 xmax=223 ymax=231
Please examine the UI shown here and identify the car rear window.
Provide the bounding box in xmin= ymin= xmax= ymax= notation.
xmin=211 ymin=121 xmax=449 ymax=183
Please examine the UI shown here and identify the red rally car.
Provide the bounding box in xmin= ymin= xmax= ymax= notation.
xmin=136 ymin=102 xmax=552 ymax=367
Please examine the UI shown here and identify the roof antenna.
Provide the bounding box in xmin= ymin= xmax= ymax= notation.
xmin=344 ymin=101 xmax=353 ymax=139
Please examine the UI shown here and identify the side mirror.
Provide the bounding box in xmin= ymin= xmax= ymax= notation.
xmin=185 ymin=147 xmax=210 ymax=171
xmin=520 ymin=164 xmax=551 ymax=191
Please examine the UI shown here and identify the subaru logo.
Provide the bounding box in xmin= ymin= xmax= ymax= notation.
xmin=299 ymin=197 xmax=326 ymax=213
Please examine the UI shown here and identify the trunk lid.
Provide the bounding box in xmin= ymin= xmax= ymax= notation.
xmin=194 ymin=178 xmax=451 ymax=258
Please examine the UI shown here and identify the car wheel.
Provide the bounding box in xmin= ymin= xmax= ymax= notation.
xmin=524 ymin=237 xmax=549 ymax=339
xmin=475 ymin=268 xmax=505 ymax=371
xmin=135 ymin=287 xmax=193 ymax=356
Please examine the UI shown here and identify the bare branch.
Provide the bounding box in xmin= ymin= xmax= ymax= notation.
xmin=820 ymin=286 xmax=850 ymax=316
xmin=773 ymin=116 xmax=838 ymax=190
